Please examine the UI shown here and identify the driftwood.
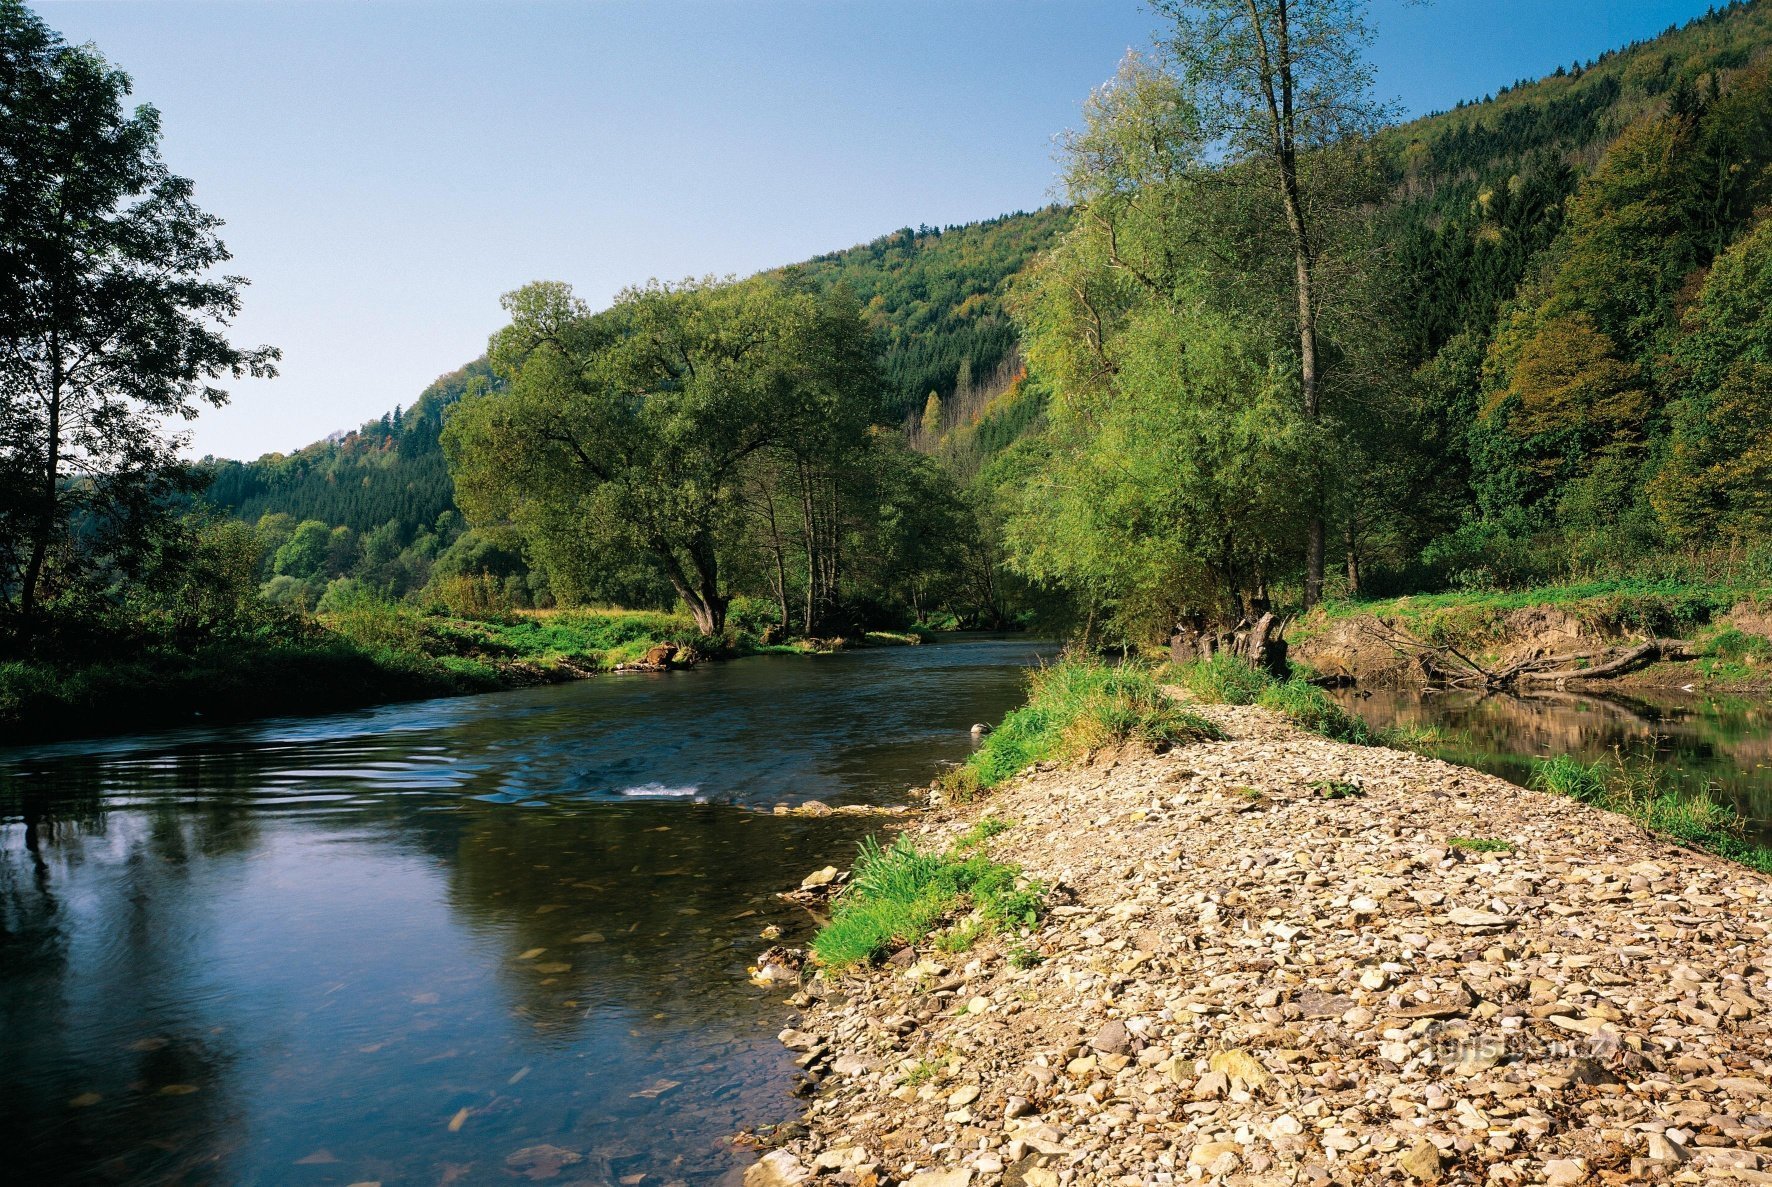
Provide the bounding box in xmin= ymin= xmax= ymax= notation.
xmin=1357 ymin=617 xmax=1697 ymax=692
xmin=1171 ymin=611 xmax=1286 ymax=672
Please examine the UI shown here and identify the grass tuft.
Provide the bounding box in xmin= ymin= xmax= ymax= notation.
xmin=1176 ymin=654 xmax=1379 ymax=745
xmin=1449 ymin=836 xmax=1514 ymax=853
xmin=810 ymin=824 xmax=1044 ymax=970
xmin=939 ymin=657 xmax=1221 ymax=798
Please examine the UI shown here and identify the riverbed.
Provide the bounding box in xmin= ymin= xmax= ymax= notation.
xmin=0 ymin=637 xmax=1054 ymax=1186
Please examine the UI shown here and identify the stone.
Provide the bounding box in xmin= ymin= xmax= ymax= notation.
xmin=800 ymin=866 xmax=839 ymax=890
xmin=905 ymin=1170 xmax=971 ymax=1187
xmin=745 ymin=1151 xmax=812 ymax=1187
xmin=1398 ymin=1140 xmax=1442 ymax=1181
xmin=1189 ymin=1140 xmax=1243 ymax=1169
xmin=1091 ymin=1020 xmax=1131 ymax=1055
xmin=1541 ymin=1159 xmax=1587 ymax=1186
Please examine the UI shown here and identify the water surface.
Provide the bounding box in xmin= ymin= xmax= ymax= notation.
xmin=1333 ymin=686 xmax=1772 ymax=841
xmin=0 ymin=638 xmax=1053 ymax=1186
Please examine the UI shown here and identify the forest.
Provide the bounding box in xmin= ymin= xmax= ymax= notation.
xmin=4 ymin=0 xmax=1772 ymax=736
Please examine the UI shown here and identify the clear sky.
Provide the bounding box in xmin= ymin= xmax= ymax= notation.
xmin=30 ymin=0 xmax=1721 ymax=461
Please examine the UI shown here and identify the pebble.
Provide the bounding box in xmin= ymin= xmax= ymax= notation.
xmin=754 ymin=701 xmax=1772 ymax=1187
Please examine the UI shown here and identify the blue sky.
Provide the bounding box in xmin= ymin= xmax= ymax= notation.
xmin=31 ymin=0 xmax=1720 ymax=460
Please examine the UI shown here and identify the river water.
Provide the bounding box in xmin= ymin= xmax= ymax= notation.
xmin=0 ymin=637 xmax=1055 ymax=1187
xmin=1331 ymin=686 xmax=1772 ymax=842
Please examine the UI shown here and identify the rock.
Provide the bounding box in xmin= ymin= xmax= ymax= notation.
xmin=800 ymin=866 xmax=840 ymax=890
xmin=745 ymin=1150 xmax=812 ymax=1187
xmin=1188 ymin=1140 xmax=1243 ymax=1169
xmin=1447 ymin=907 xmax=1515 ymax=929
xmin=905 ymin=1169 xmax=971 ymax=1187
xmin=505 ymin=1145 xmax=584 ymax=1177
xmin=1646 ymin=1134 xmax=1689 ymax=1162
xmin=946 ymin=1084 xmax=980 ymax=1107
xmin=1207 ymin=1048 xmax=1270 ymax=1089
xmin=1398 ymin=1140 xmax=1442 ymax=1181
xmin=1090 ymin=1020 xmax=1131 ymax=1055
xmin=1541 ymin=1158 xmax=1588 ymax=1186
xmin=778 ymin=1029 xmax=819 ymax=1051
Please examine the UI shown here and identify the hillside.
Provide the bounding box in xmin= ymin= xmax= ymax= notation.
xmin=203 ymin=0 xmax=1772 ymax=607
xmin=201 ymin=210 xmax=1066 ymax=556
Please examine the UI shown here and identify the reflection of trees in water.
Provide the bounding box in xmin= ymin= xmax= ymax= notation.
xmin=438 ymin=804 xmax=872 ymax=1179
xmin=0 ymin=755 xmax=262 ymax=1183
xmin=1340 ymin=689 xmax=1772 ymax=831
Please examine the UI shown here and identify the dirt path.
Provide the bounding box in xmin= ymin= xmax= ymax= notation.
xmin=749 ymin=704 xmax=1772 ymax=1187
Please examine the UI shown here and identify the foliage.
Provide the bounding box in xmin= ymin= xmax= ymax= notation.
xmin=810 ymin=823 xmax=1043 ymax=970
xmin=940 ymin=657 xmax=1222 ymax=798
xmin=0 ymin=1 xmax=277 ymax=634
xmin=445 ymin=277 xmax=888 ymax=635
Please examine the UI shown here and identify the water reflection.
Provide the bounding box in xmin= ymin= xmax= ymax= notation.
xmin=0 ymin=638 xmax=1053 ymax=1186
xmin=1334 ymin=686 xmax=1772 ymax=841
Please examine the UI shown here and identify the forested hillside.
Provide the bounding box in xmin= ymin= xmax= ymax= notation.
xmin=200 ymin=211 xmax=1065 ymax=609
xmin=203 ymin=0 xmax=1772 ymax=628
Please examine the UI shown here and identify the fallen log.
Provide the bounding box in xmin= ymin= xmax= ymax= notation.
xmin=1357 ymin=618 xmax=1699 ymax=692
xmin=1516 ymin=639 xmax=1697 ymax=688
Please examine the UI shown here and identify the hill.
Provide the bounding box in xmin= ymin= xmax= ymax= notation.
xmin=204 ymin=0 xmax=1772 ymax=605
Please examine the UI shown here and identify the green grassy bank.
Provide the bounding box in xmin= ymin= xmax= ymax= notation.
xmin=0 ymin=603 xmax=927 ymax=745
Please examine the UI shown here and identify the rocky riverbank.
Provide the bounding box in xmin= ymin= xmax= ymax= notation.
xmin=750 ymin=701 xmax=1772 ymax=1186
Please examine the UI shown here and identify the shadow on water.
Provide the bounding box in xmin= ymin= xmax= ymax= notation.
xmin=1332 ymin=685 xmax=1772 ymax=842
xmin=0 ymin=637 xmax=1055 ymax=1186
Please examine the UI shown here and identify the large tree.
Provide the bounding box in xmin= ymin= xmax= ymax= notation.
xmin=1151 ymin=0 xmax=1389 ymax=607
xmin=444 ymin=277 xmax=878 ymax=635
xmin=0 ymin=1 xmax=278 ymax=631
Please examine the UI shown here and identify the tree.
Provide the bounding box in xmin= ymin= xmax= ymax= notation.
xmin=1650 ymin=216 xmax=1772 ymax=543
xmin=0 ymin=2 xmax=278 ymax=633
xmin=1150 ymin=0 xmax=1389 ymax=606
xmin=445 ymin=277 xmax=878 ymax=635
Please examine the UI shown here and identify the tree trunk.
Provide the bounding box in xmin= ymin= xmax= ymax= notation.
xmin=1254 ymin=0 xmax=1326 ymax=609
xmin=1343 ymin=521 xmax=1360 ymax=596
xmin=19 ymin=340 xmax=62 ymax=630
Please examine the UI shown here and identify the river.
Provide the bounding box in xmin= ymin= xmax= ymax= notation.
xmin=1331 ymin=685 xmax=1772 ymax=843
xmin=0 ymin=637 xmax=1056 ymax=1187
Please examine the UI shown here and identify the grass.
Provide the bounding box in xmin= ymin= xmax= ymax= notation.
xmin=810 ymin=818 xmax=1044 ymax=970
xmin=1301 ymin=580 xmax=1771 ymax=670
xmin=937 ymin=657 xmax=1222 ymax=799
xmin=1450 ymin=836 xmax=1514 ymax=853
xmin=949 ymin=659 xmax=1226 ymax=800
xmin=1176 ymin=653 xmax=1379 ymax=745
xmin=0 ymin=598 xmax=931 ymax=744
xmin=1530 ymin=751 xmax=1772 ymax=873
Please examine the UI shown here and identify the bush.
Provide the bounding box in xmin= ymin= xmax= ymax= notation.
xmin=942 ymin=657 xmax=1222 ymax=796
